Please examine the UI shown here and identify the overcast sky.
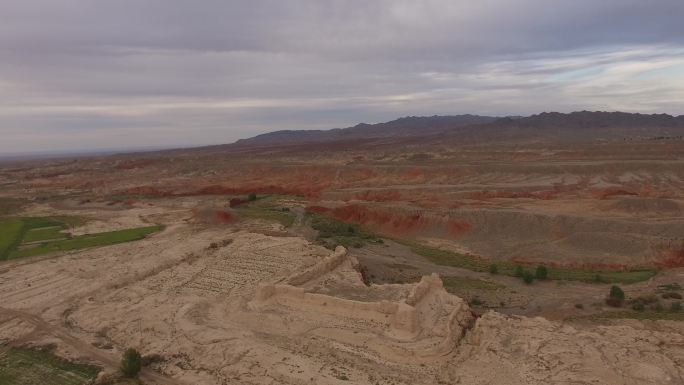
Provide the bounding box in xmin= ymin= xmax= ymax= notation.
xmin=1 ymin=0 xmax=683 ymax=153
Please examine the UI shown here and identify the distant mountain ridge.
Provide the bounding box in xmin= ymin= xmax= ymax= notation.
xmin=231 ymin=111 xmax=684 ymax=149
xmin=234 ymin=115 xmax=498 ymax=146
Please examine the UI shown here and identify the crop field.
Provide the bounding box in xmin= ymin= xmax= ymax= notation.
xmin=0 ymin=218 xmax=24 ymax=258
xmin=8 ymin=225 xmax=164 ymax=259
xmin=0 ymin=216 xmax=163 ymax=260
xmin=0 ymin=347 xmax=100 ymax=385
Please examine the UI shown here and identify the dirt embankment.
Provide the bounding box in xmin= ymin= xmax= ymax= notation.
xmin=309 ymin=202 xmax=684 ymax=268
xmin=308 ymin=204 xmax=472 ymax=238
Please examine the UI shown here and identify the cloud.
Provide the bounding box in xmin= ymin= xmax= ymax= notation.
xmin=0 ymin=0 xmax=683 ymax=152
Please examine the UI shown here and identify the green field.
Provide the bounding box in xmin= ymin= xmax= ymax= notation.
xmin=396 ymin=239 xmax=657 ymax=284
xmin=23 ymin=226 xmax=69 ymax=243
xmin=236 ymin=199 xmax=297 ymax=228
xmin=441 ymin=276 xmax=505 ymax=292
xmin=0 ymin=347 xmax=100 ymax=385
xmin=307 ymin=212 xmax=382 ymax=249
xmin=0 ymin=218 xmax=24 ymax=258
xmin=0 ymin=216 xmax=163 ymax=261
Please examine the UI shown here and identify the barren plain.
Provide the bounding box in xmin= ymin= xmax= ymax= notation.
xmin=1 ymin=114 xmax=684 ymax=384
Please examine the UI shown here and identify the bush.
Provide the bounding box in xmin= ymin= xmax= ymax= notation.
xmin=469 ymin=297 xmax=484 ymax=306
xmin=514 ymin=265 xmax=524 ymax=277
xmin=606 ymin=285 xmax=625 ymax=307
xmin=662 ymin=292 xmax=683 ymax=300
xmin=522 ymin=270 xmax=534 ymax=284
xmin=247 ymin=193 xmax=257 ymax=201
xmin=671 ymin=301 xmax=682 ymax=313
xmin=120 ymin=348 xmax=142 ymax=378
xmin=489 ymin=264 xmax=498 ymax=274
xmin=535 ymin=265 xmax=548 ymax=280
xmin=631 ymin=301 xmax=645 ymax=312
xmin=593 ymin=274 xmax=604 ymax=283
xmin=609 ymin=285 xmax=625 ymax=300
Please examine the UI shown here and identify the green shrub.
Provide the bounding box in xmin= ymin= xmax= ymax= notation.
xmin=631 ymin=301 xmax=645 ymax=312
xmin=522 ymin=270 xmax=534 ymax=284
xmin=535 ymin=265 xmax=548 ymax=280
xmin=593 ymin=274 xmax=604 ymax=283
xmin=248 ymin=193 xmax=257 ymax=201
xmin=514 ymin=265 xmax=524 ymax=277
xmin=489 ymin=264 xmax=498 ymax=274
xmin=609 ymin=285 xmax=625 ymax=300
xmin=120 ymin=348 xmax=142 ymax=378
xmin=606 ymin=285 xmax=625 ymax=307
xmin=469 ymin=297 xmax=484 ymax=306
xmin=671 ymin=301 xmax=682 ymax=313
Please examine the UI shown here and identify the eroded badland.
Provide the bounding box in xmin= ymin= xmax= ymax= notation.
xmin=1 ymin=114 xmax=684 ymax=384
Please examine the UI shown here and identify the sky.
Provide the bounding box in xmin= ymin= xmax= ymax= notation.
xmin=1 ymin=0 xmax=684 ymax=153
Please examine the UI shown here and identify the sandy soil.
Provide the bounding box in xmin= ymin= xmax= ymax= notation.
xmin=0 ymin=199 xmax=682 ymax=385
xmin=1 ymin=139 xmax=684 ymax=384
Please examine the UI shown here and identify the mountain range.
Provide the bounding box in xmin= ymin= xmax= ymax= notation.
xmin=231 ymin=111 xmax=684 ymax=149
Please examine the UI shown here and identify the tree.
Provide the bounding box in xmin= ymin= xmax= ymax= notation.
xmin=535 ymin=265 xmax=548 ymax=280
xmin=606 ymin=285 xmax=625 ymax=307
xmin=120 ymin=348 xmax=142 ymax=378
xmin=489 ymin=264 xmax=498 ymax=274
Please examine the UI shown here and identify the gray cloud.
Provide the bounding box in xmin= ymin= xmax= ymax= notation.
xmin=1 ymin=0 xmax=683 ymax=153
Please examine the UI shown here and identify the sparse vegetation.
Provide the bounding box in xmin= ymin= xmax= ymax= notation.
xmin=0 ymin=346 xmax=100 ymax=385
xmin=309 ymin=212 xmax=380 ymax=249
xmin=514 ymin=265 xmax=524 ymax=277
xmin=469 ymin=297 xmax=484 ymax=306
xmin=489 ymin=264 xmax=498 ymax=274
xmin=234 ymin=196 xmax=296 ymax=227
xmin=442 ymin=276 xmax=504 ymax=292
xmin=570 ymin=310 xmax=684 ymax=322
xmin=120 ymin=348 xmax=142 ymax=378
xmin=396 ymin=240 xmax=656 ymax=284
xmin=535 ymin=265 xmax=548 ymax=280
xmin=522 ymin=270 xmax=535 ymax=284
